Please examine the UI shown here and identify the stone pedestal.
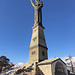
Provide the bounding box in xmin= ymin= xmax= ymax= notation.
xmin=29 ymin=25 xmax=48 ymax=63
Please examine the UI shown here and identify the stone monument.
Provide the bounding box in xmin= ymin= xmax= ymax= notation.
xmin=12 ymin=0 xmax=68 ymax=75
xmin=29 ymin=0 xmax=48 ymax=63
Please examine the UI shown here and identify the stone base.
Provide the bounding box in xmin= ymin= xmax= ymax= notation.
xmin=11 ymin=58 xmax=68 ymax=75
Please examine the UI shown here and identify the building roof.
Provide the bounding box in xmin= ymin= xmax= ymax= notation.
xmin=38 ymin=57 xmax=66 ymax=65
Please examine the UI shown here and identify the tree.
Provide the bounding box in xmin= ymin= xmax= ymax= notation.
xmin=65 ymin=55 xmax=74 ymax=72
xmin=0 ymin=56 xmax=14 ymax=73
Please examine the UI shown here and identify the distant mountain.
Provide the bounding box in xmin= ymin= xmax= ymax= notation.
xmin=63 ymin=57 xmax=75 ymax=71
xmin=63 ymin=57 xmax=75 ymax=66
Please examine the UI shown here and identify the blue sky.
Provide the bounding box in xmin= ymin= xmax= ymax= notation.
xmin=0 ymin=0 xmax=75 ymax=64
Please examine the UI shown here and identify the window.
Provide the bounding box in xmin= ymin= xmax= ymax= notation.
xmin=42 ymin=51 xmax=45 ymax=56
xmin=32 ymin=51 xmax=35 ymax=55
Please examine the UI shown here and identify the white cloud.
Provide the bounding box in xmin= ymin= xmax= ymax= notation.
xmin=17 ymin=62 xmax=24 ymax=67
xmin=14 ymin=62 xmax=24 ymax=68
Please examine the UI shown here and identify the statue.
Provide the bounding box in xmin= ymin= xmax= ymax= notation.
xmin=30 ymin=0 xmax=43 ymax=26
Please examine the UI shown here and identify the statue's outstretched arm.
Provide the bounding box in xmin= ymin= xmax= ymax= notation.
xmin=30 ymin=0 xmax=35 ymax=7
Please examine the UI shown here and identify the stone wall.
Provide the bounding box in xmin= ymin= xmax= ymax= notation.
xmin=37 ymin=64 xmax=52 ymax=75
